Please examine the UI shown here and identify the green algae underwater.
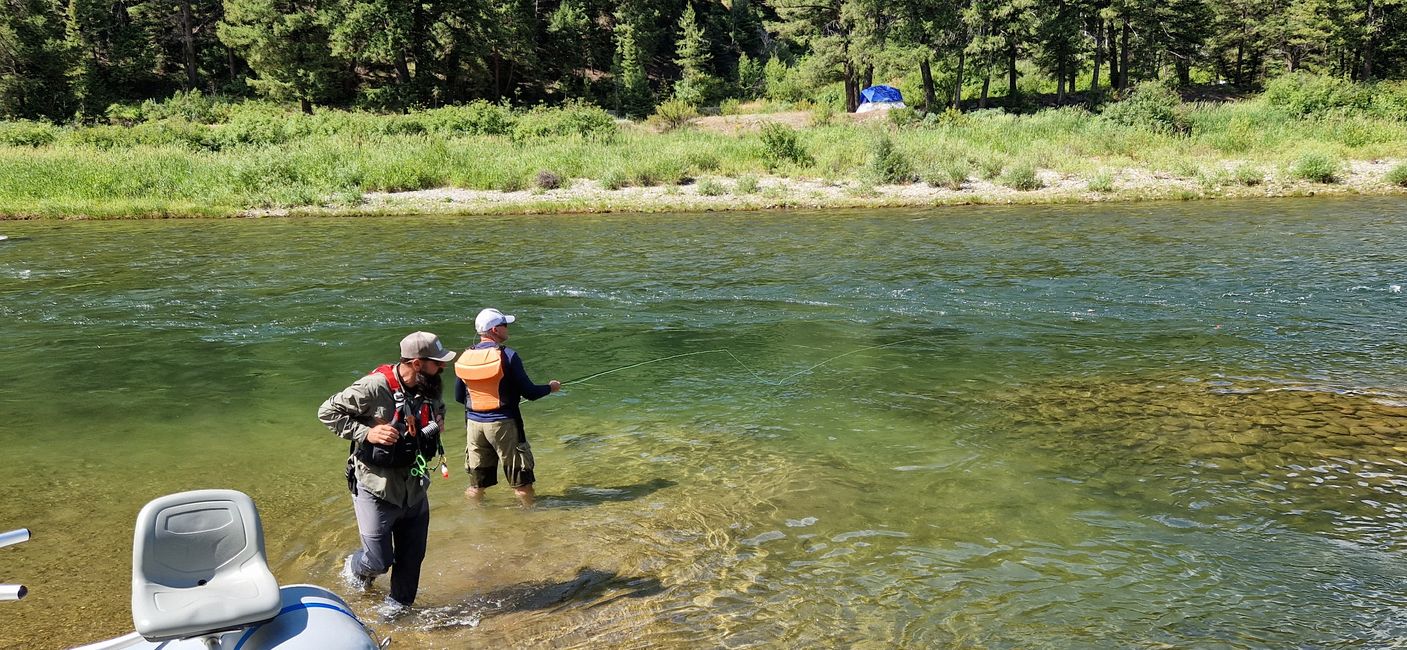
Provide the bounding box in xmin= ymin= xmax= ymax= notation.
xmin=1 ymin=198 xmax=1405 ymax=648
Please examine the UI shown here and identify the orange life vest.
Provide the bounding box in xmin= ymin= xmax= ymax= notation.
xmin=455 ymin=346 xmax=505 ymax=411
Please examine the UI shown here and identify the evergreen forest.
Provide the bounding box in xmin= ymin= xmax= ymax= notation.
xmin=3 ymin=0 xmax=1406 ymax=121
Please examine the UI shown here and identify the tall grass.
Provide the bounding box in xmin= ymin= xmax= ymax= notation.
xmin=3 ymin=97 xmax=1407 ymax=217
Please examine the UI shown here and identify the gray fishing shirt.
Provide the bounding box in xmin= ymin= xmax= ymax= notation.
xmin=317 ymin=368 xmax=446 ymax=508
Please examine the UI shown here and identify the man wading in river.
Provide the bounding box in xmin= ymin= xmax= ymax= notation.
xmin=454 ymin=308 xmax=559 ymax=508
xmin=317 ymin=331 xmax=454 ymax=614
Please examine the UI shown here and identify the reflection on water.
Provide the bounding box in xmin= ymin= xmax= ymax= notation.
xmin=1 ymin=198 xmax=1406 ymax=648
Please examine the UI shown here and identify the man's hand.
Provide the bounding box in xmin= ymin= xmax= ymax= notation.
xmin=549 ymin=380 xmax=562 ymax=393
xmin=366 ymin=423 xmax=400 ymax=445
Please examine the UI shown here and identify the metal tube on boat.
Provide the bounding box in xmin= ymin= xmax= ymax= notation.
xmin=0 ymin=529 xmax=30 ymax=549
xmin=0 ymin=585 xmax=26 ymax=601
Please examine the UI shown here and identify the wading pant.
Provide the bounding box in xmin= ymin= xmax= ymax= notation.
xmin=350 ymin=484 xmax=430 ymax=606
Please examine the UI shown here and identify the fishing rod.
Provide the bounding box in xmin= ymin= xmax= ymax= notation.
xmin=562 ymin=339 xmax=920 ymax=387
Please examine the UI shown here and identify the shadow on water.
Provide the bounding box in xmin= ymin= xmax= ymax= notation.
xmin=413 ymin=568 xmax=665 ymax=630
xmin=535 ymin=478 xmax=676 ymax=510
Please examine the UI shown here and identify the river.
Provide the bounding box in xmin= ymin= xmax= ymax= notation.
xmin=1 ymin=198 xmax=1405 ymax=648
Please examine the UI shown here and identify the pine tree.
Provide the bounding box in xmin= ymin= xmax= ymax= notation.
xmin=66 ymin=0 xmax=158 ymax=116
xmin=736 ymin=51 xmax=763 ymax=98
xmin=673 ymin=2 xmax=719 ymax=105
xmin=772 ymin=0 xmax=861 ymax=111
xmin=0 ymin=0 xmax=74 ymax=118
xmin=612 ymin=20 xmax=652 ymax=116
xmin=548 ymin=0 xmax=593 ymax=98
xmin=218 ymin=0 xmax=344 ymax=112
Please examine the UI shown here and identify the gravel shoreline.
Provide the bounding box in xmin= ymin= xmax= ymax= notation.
xmin=254 ymin=159 xmax=1407 ymax=218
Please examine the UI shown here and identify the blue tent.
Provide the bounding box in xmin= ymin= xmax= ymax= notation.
xmin=860 ymin=85 xmax=904 ymax=104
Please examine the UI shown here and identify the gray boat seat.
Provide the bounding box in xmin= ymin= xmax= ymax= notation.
xmin=130 ymin=489 xmax=282 ymax=641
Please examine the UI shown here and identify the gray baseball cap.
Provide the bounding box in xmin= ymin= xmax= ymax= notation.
xmin=400 ymin=331 xmax=456 ymax=362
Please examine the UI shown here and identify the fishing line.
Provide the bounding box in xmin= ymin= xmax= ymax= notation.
xmin=563 ymin=338 xmax=920 ymax=387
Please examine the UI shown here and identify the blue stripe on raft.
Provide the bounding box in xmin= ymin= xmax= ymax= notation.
xmin=231 ymin=602 xmax=363 ymax=650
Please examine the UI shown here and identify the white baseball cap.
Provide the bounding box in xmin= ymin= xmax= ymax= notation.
xmin=475 ymin=308 xmax=516 ymax=333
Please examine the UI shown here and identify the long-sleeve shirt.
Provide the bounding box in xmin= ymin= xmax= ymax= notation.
xmin=454 ymin=342 xmax=552 ymax=423
xmin=317 ymin=368 xmax=445 ymax=508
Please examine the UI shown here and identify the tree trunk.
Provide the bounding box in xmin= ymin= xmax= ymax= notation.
xmin=1056 ymin=57 xmax=1066 ymax=105
xmin=954 ymin=46 xmax=966 ymax=110
xmin=862 ymin=65 xmax=873 ymax=91
xmin=920 ymin=56 xmax=936 ymax=111
xmin=1106 ymin=20 xmax=1119 ymax=90
xmin=1235 ymin=41 xmax=1244 ymax=86
xmin=1091 ymin=22 xmax=1103 ymax=94
xmin=1176 ymin=59 xmax=1190 ymax=86
xmin=493 ymin=51 xmax=502 ymax=99
xmin=300 ymin=98 xmax=312 ymax=114
xmin=979 ymin=64 xmax=991 ymax=108
xmin=397 ymin=51 xmax=413 ymax=86
xmin=844 ymin=60 xmax=858 ymax=112
xmin=1362 ymin=0 xmax=1376 ymax=80
xmin=1119 ymin=17 xmax=1130 ymax=90
xmin=178 ymin=0 xmax=198 ymax=90
xmin=1007 ymin=40 xmax=1018 ymax=101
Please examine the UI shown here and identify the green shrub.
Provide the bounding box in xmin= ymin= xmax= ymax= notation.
xmin=922 ymin=159 xmax=969 ymax=190
xmin=1384 ymin=162 xmax=1407 ymax=187
xmin=845 ymin=182 xmax=879 ymax=198
xmin=720 ymin=98 xmax=743 ymax=115
xmin=647 ymin=99 xmax=700 ymax=132
xmin=1233 ymin=164 xmax=1264 ymax=186
xmin=1101 ymin=82 xmax=1186 ymax=133
xmin=139 ymin=90 xmax=233 ymax=124
xmin=697 ymin=178 xmax=725 ymax=196
xmin=1262 ymin=73 xmax=1371 ymax=117
xmin=216 ymin=110 xmax=295 ymax=147
xmin=600 ymin=169 xmax=629 ymax=190
xmin=496 ymin=174 xmax=529 ymax=192
xmin=763 ymin=56 xmax=807 ymax=103
xmin=887 ymin=107 xmax=920 ymax=128
xmin=735 ymin=174 xmax=759 ymax=194
xmin=1291 ymin=152 xmax=1341 ymax=183
xmin=759 ymin=123 xmax=813 ymax=170
xmin=513 ymin=101 xmax=618 ymax=141
xmin=64 ymin=119 xmax=216 ymax=150
xmin=1000 ymin=162 xmax=1043 ymax=190
xmin=0 ymin=121 xmax=59 ymax=147
xmin=867 ymin=135 xmax=915 ymax=184
xmin=1087 ymin=170 xmax=1115 ymax=192
xmin=672 ymin=74 xmax=723 ymax=108
xmin=685 ymin=150 xmax=720 ymax=172
xmin=421 ymin=101 xmax=516 ymax=136
xmin=976 ymin=155 xmax=1006 ymax=180
xmin=1369 ymin=81 xmax=1407 ymax=120
xmin=810 ymin=103 xmax=837 ymax=127
xmin=1198 ymin=168 xmax=1231 ymax=189
xmin=931 ymin=107 xmax=969 ymax=128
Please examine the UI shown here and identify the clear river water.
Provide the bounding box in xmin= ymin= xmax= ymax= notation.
xmin=1 ymin=198 xmax=1405 ymax=648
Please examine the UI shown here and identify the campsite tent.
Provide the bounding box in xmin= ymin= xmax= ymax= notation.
xmin=857 ymin=85 xmax=905 ymax=113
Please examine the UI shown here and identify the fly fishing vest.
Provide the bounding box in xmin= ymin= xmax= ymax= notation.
xmin=354 ymin=364 xmax=440 ymax=468
xmin=455 ymin=345 xmax=505 ymax=412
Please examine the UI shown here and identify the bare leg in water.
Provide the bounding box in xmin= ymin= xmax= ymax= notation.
xmin=464 ymin=484 xmax=534 ymax=508
xmin=514 ymin=485 xmax=534 ymax=509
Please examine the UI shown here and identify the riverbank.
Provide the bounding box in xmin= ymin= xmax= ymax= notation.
xmin=271 ymin=158 xmax=1407 ymax=218
xmin=4 ymin=90 xmax=1407 ymax=220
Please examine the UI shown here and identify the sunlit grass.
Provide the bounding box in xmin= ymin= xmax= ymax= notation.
xmin=2 ymin=99 xmax=1406 ymax=218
